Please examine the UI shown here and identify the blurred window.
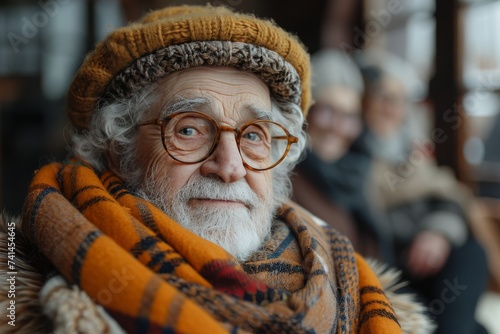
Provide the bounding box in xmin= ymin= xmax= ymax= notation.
xmin=0 ymin=5 xmax=42 ymax=75
xmin=364 ymin=0 xmax=436 ymax=85
xmin=461 ymin=0 xmax=500 ymax=196
xmin=0 ymin=0 xmax=124 ymax=100
xmin=0 ymin=0 xmax=124 ymax=213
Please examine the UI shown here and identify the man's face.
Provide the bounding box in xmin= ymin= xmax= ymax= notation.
xmin=307 ymin=85 xmax=362 ymax=162
xmin=364 ymin=76 xmax=407 ymax=138
xmin=134 ymin=67 xmax=276 ymax=261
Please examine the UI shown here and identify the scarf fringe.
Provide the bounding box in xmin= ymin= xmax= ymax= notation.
xmin=40 ymin=275 xmax=126 ymax=334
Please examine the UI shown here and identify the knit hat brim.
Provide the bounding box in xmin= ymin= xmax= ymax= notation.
xmin=102 ymin=41 xmax=301 ymax=110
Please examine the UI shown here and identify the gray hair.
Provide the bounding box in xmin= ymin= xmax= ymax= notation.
xmin=70 ymin=81 xmax=307 ymax=205
xmin=355 ymin=48 xmax=427 ymax=102
xmin=310 ymin=48 xmax=364 ymax=98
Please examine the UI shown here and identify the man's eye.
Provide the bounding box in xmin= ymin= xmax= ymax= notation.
xmin=243 ymin=132 xmax=262 ymax=142
xmin=179 ymin=127 xmax=198 ymax=136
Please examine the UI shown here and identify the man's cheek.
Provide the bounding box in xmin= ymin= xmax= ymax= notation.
xmin=163 ymin=167 xmax=194 ymax=194
xmin=257 ymin=173 xmax=273 ymax=201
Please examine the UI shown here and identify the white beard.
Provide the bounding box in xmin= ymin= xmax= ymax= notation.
xmin=137 ymin=174 xmax=275 ymax=262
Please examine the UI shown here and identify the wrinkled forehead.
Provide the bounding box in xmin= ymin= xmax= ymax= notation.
xmin=143 ymin=67 xmax=274 ymax=124
xmin=371 ymin=75 xmax=406 ymax=98
xmin=315 ymin=85 xmax=362 ymax=111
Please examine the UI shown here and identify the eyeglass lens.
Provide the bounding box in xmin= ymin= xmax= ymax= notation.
xmin=163 ymin=112 xmax=291 ymax=170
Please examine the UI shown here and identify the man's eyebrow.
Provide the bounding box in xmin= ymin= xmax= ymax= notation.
xmin=159 ymin=97 xmax=211 ymax=118
xmin=244 ymin=105 xmax=273 ymax=121
xmin=159 ymin=97 xmax=273 ymax=121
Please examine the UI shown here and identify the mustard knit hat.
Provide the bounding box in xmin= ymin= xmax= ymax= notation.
xmin=67 ymin=5 xmax=311 ymax=129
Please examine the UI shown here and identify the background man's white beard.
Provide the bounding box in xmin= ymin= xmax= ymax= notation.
xmin=137 ymin=174 xmax=274 ymax=262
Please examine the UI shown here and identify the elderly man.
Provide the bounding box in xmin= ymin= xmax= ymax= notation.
xmin=0 ymin=5 xmax=429 ymax=334
xmin=292 ymin=49 xmax=394 ymax=264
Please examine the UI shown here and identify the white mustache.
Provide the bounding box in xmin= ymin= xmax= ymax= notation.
xmin=177 ymin=176 xmax=260 ymax=209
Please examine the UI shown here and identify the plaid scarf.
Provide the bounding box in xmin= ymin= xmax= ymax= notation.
xmin=21 ymin=160 xmax=401 ymax=333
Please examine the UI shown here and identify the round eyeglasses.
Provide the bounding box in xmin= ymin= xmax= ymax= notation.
xmin=138 ymin=111 xmax=299 ymax=171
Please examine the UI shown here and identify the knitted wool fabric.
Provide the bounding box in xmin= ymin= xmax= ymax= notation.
xmin=67 ymin=4 xmax=311 ymax=130
xmin=21 ymin=160 xmax=402 ymax=333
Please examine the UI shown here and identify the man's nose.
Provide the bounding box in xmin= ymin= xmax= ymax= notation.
xmin=199 ymin=132 xmax=247 ymax=183
xmin=337 ymin=121 xmax=360 ymax=139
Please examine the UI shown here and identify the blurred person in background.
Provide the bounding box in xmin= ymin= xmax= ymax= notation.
xmin=292 ymin=49 xmax=394 ymax=265
xmin=358 ymin=56 xmax=489 ymax=334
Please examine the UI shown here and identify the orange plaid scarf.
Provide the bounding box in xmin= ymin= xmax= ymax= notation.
xmin=22 ymin=160 xmax=401 ymax=333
